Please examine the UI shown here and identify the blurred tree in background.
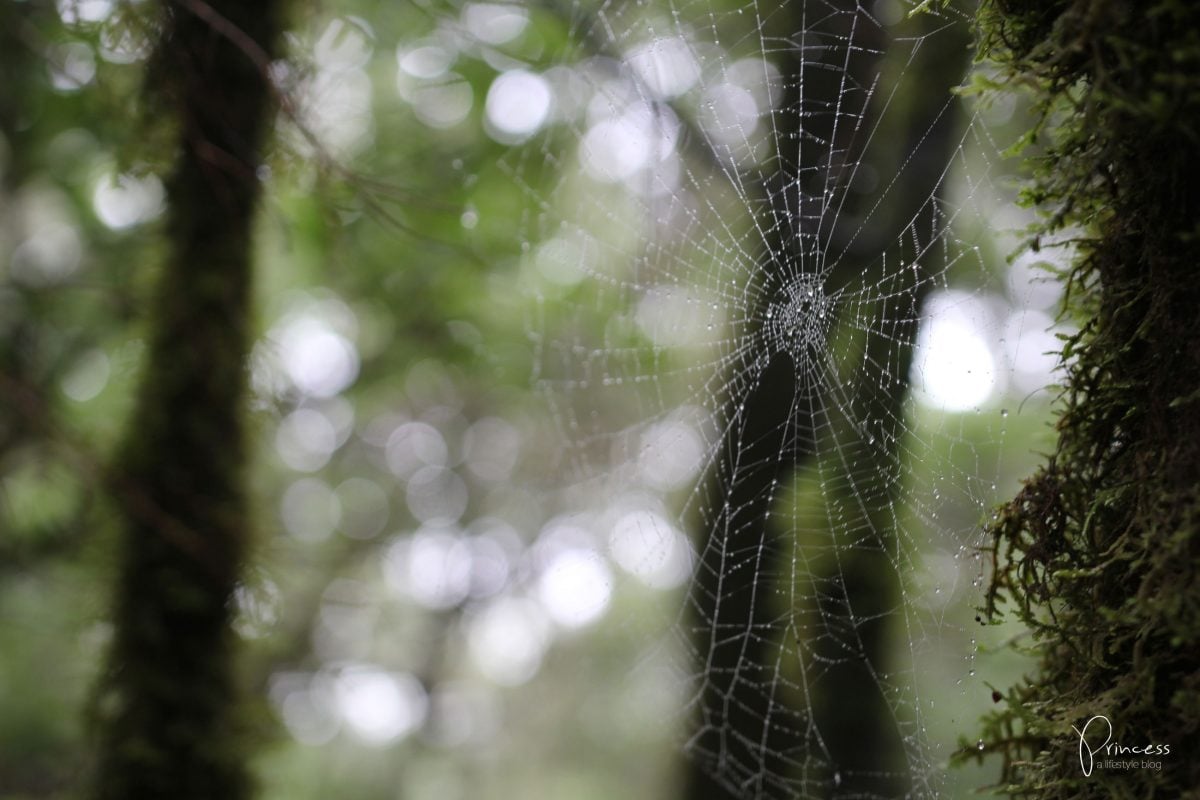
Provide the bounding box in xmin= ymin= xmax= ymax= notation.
xmin=682 ymin=8 xmax=971 ymax=799
xmin=90 ymin=0 xmax=281 ymax=798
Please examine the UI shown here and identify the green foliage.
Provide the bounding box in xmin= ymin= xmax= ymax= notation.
xmin=961 ymin=1 xmax=1200 ymax=796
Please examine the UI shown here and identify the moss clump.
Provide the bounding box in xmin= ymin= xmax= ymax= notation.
xmin=960 ymin=1 xmax=1200 ymax=797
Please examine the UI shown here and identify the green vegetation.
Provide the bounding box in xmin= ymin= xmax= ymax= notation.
xmin=966 ymin=1 xmax=1200 ymax=796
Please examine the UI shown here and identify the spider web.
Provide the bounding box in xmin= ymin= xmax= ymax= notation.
xmin=505 ymin=1 xmax=1036 ymax=797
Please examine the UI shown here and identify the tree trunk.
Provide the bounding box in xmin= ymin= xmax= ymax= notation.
xmin=684 ymin=7 xmax=968 ymax=799
xmin=92 ymin=2 xmax=281 ymax=797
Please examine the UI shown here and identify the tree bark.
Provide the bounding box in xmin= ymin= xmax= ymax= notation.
xmin=92 ymin=2 xmax=281 ymax=798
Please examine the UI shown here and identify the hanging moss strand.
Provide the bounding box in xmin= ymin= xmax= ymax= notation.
xmin=963 ymin=1 xmax=1200 ymax=797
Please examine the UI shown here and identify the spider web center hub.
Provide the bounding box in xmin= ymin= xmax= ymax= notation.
xmin=764 ymin=276 xmax=832 ymax=362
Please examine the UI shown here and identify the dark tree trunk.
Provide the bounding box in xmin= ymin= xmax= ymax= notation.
xmin=92 ymin=2 xmax=281 ymax=798
xmin=684 ymin=7 xmax=968 ymax=799
xmin=805 ymin=16 xmax=971 ymax=800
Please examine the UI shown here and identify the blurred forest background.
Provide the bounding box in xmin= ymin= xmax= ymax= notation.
xmin=0 ymin=0 xmax=1071 ymax=798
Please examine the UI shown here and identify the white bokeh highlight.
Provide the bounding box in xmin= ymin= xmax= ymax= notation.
xmin=537 ymin=549 xmax=612 ymax=629
xmin=486 ymin=70 xmax=553 ymax=142
xmin=912 ymin=291 xmax=999 ymax=412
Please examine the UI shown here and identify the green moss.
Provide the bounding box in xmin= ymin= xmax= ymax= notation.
xmin=957 ymin=1 xmax=1200 ymax=797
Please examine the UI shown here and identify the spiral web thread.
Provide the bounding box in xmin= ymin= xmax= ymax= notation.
xmin=509 ymin=1 xmax=1034 ymax=797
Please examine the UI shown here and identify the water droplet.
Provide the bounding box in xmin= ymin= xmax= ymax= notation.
xmin=977 ymin=739 xmax=986 ymax=751
xmin=1000 ymin=408 xmax=1009 ymax=418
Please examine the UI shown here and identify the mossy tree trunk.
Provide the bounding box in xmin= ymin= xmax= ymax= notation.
xmin=970 ymin=1 xmax=1200 ymax=798
xmin=93 ymin=2 xmax=281 ymax=797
